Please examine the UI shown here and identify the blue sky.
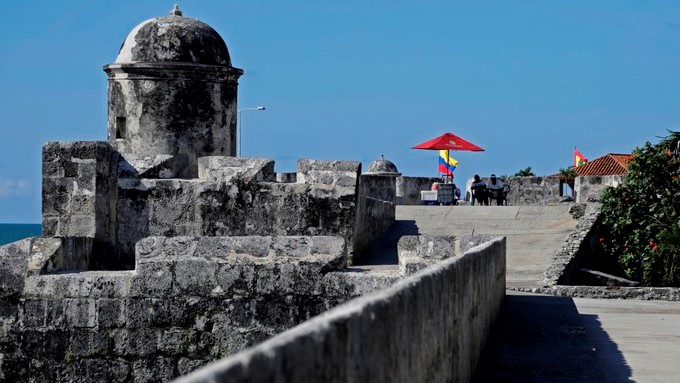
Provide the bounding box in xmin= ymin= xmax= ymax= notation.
xmin=1 ymin=1 xmax=679 ymax=223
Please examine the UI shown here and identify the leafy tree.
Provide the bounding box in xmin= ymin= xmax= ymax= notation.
xmin=513 ymin=166 xmax=535 ymax=177
xmin=599 ymin=131 xmax=680 ymax=286
xmin=559 ymin=166 xmax=577 ymax=179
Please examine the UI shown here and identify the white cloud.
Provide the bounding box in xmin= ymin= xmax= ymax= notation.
xmin=0 ymin=178 xmax=31 ymax=198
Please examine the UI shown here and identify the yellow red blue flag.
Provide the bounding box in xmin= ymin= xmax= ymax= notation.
xmin=438 ymin=150 xmax=458 ymax=175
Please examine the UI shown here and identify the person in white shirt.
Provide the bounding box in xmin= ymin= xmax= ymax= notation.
xmin=486 ymin=174 xmax=505 ymax=206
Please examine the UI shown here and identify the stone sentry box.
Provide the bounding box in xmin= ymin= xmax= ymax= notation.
xmin=103 ymin=9 xmax=243 ymax=179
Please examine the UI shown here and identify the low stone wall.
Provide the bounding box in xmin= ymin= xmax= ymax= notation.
xmin=574 ymin=175 xmax=623 ymax=203
xmin=396 ymin=176 xmax=439 ymax=205
xmin=505 ymin=176 xmax=561 ymax=205
xmin=0 ymin=236 xmax=399 ymax=383
xmin=542 ymin=203 xmax=600 ymax=286
xmin=116 ymin=179 xmax=358 ymax=267
xmin=174 ymin=237 xmax=506 ymax=383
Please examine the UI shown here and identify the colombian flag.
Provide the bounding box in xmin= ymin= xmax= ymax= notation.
xmin=438 ymin=150 xmax=458 ymax=176
xmin=574 ymin=148 xmax=588 ymax=168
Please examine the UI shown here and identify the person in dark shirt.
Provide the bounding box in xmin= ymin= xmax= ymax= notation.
xmin=471 ymin=174 xmax=488 ymax=206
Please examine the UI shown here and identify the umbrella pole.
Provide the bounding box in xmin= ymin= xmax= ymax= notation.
xmin=447 ymin=150 xmax=451 ymax=183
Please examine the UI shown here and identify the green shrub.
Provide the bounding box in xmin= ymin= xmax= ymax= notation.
xmin=600 ymin=132 xmax=680 ymax=286
xmin=514 ymin=166 xmax=535 ymax=177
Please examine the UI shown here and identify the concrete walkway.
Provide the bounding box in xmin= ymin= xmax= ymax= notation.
xmin=575 ymin=298 xmax=680 ymax=383
xmin=357 ymin=205 xmax=577 ymax=288
xmin=361 ymin=205 xmax=680 ymax=382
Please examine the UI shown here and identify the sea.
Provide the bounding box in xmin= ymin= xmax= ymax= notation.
xmin=0 ymin=223 xmax=42 ymax=246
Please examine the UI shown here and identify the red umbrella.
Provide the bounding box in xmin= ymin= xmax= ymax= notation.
xmin=411 ymin=132 xmax=484 ymax=151
xmin=412 ymin=132 xmax=484 ymax=183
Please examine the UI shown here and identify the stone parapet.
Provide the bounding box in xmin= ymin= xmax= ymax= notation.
xmin=173 ymin=237 xmax=506 ymax=383
xmin=0 ymin=235 xmax=402 ymax=382
xmin=296 ymin=159 xmax=361 ymax=189
xmin=505 ymin=176 xmax=562 ymax=205
xmin=115 ymin=180 xmax=358 ymax=265
xmin=397 ymin=234 xmax=500 ymax=275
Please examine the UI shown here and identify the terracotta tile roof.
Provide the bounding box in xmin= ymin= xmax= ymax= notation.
xmin=576 ymin=153 xmax=632 ymax=176
xmin=551 ymin=153 xmax=633 ymax=178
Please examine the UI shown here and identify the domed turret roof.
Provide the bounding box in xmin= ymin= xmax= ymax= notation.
xmin=115 ymin=5 xmax=231 ymax=66
xmin=365 ymin=155 xmax=401 ymax=176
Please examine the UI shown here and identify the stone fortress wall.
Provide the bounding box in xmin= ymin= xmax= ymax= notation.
xmin=0 ymin=235 xmax=405 ymax=382
xmin=464 ymin=175 xmax=622 ymax=206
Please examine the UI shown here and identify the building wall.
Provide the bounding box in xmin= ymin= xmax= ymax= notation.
xmin=173 ymin=237 xmax=506 ymax=383
xmin=574 ymin=175 xmax=624 ymax=203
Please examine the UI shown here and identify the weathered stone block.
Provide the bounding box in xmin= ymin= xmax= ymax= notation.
xmin=130 ymin=262 xmax=173 ymax=297
xmin=64 ymin=299 xmax=96 ymax=328
xmin=216 ymin=262 xmax=256 ymax=295
xmin=0 ymin=299 xmax=19 ymax=325
xmin=131 ymin=357 xmax=176 ymax=383
xmin=0 ymin=238 xmax=32 ymax=298
xmin=271 ymin=236 xmax=309 ymax=258
xmin=22 ymin=299 xmax=46 ymax=328
xmin=296 ymin=159 xmax=361 ymax=193
xmin=157 ymin=328 xmax=198 ymax=354
xmin=193 ymin=237 xmax=232 ymax=259
xmin=88 ymin=273 xmax=131 ymax=298
xmin=112 ymin=328 xmax=159 ymax=357
xmin=309 ymin=236 xmax=345 ymax=258
xmin=45 ymin=299 xmax=65 ymax=327
xmin=177 ymin=357 xmax=209 ymax=376
xmin=147 ymin=180 xmax=198 ymax=237
xmin=232 ymin=237 xmax=271 ymax=257
xmin=69 ymin=329 xmax=110 ymax=356
xmin=162 ymin=236 xmax=197 ymax=258
xmin=174 ymin=258 xmax=217 ymax=295
xmin=198 ymin=156 xmax=275 ymax=183
xmin=135 ymin=237 xmax=165 ymax=261
xmin=64 ymin=275 xmax=94 ymax=298
xmin=97 ymin=298 xmax=126 ymax=328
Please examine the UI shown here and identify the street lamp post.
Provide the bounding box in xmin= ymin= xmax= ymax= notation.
xmin=237 ymin=106 xmax=266 ymax=157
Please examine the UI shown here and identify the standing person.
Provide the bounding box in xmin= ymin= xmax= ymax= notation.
xmin=487 ymin=174 xmax=505 ymax=206
xmin=471 ymin=175 xmax=488 ymax=206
